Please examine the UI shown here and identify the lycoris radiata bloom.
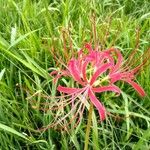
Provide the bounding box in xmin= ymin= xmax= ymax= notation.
xmin=42 ymin=43 xmax=147 ymax=130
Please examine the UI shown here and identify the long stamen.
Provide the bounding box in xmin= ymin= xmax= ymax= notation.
xmin=38 ymin=88 xmax=89 ymax=131
xmin=56 ymin=89 xmax=89 ymax=130
xmin=39 ymin=98 xmax=84 ymax=131
xmin=121 ymin=48 xmax=150 ymax=74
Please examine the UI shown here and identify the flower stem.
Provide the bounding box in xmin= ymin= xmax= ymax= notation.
xmin=84 ymin=103 xmax=93 ymax=150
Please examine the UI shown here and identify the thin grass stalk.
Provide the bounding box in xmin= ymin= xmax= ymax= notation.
xmin=84 ymin=103 xmax=93 ymax=150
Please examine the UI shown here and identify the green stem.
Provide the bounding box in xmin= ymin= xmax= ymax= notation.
xmin=84 ymin=103 xmax=93 ymax=150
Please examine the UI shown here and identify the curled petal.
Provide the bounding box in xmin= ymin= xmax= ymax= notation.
xmin=98 ymin=52 xmax=114 ymax=65
xmin=88 ymin=89 xmax=106 ymax=121
xmin=90 ymin=63 xmax=111 ymax=85
xmin=109 ymin=73 xmax=122 ymax=83
xmin=106 ymin=48 xmax=123 ymax=73
xmin=123 ymin=79 xmax=146 ymax=97
xmin=92 ymin=85 xmax=121 ymax=95
xmin=88 ymin=50 xmax=99 ymax=59
xmin=82 ymin=60 xmax=89 ymax=82
xmin=68 ymin=59 xmax=85 ymax=85
xmin=113 ymin=49 xmax=123 ymax=71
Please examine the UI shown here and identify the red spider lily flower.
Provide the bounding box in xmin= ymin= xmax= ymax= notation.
xmin=51 ymin=44 xmax=121 ymax=125
xmin=47 ymin=43 xmax=146 ymax=129
xmin=105 ymin=48 xmax=146 ymax=96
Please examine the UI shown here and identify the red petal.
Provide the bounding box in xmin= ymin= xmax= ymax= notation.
xmin=113 ymin=49 xmax=123 ymax=71
xmin=82 ymin=60 xmax=89 ymax=82
xmin=88 ymin=89 xmax=106 ymax=121
xmin=98 ymin=52 xmax=114 ymax=66
xmin=57 ymin=85 xmax=81 ymax=94
xmin=106 ymin=48 xmax=123 ymax=73
xmin=124 ymin=79 xmax=146 ymax=97
xmin=109 ymin=73 xmax=122 ymax=83
xmin=68 ymin=59 xmax=85 ymax=85
xmin=90 ymin=63 xmax=111 ymax=85
xmin=92 ymin=85 xmax=121 ymax=95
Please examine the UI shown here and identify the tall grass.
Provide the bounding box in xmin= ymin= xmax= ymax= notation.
xmin=0 ymin=0 xmax=150 ymax=149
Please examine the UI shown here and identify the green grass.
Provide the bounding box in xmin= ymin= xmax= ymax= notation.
xmin=0 ymin=0 xmax=150 ymax=149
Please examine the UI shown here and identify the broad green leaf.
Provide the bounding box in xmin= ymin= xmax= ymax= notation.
xmin=8 ymin=28 xmax=41 ymax=49
xmin=0 ymin=123 xmax=29 ymax=141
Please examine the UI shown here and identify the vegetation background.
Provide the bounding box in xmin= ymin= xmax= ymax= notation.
xmin=0 ymin=0 xmax=150 ymax=149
